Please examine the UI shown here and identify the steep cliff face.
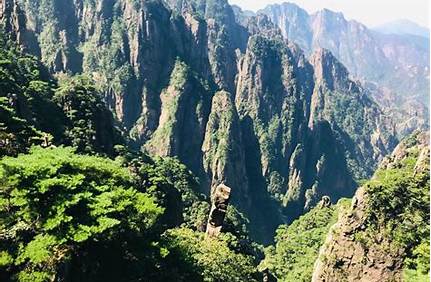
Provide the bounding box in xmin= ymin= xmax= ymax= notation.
xmin=202 ymin=90 xmax=249 ymax=204
xmin=234 ymin=25 xmax=395 ymax=220
xmin=260 ymin=3 xmax=429 ymax=136
xmin=1 ymin=0 xmax=398 ymax=242
xmin=313 ymin=132 xmax=430 ymax=281
xmin=309 ymin=49 xmax=397 ymax=180
xmin=261 ymin=3 xmax=429 ymax=104
xmin=144 ymin=59 xmax=211 ymax=177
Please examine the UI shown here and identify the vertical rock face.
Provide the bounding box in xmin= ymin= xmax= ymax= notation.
xmin=260 ymin=3 xmax=429 ymax=136
xmin=202 ymin=90 xmax=249 ymax=207
xmin=309 ymin=48 xmax=397 ymax=180
xmin=144 ymin=59 xmax=211 ymax=176
xmin=1 ymin=0 xmax=399 ymax=242
xmin=312 ymin=133 xmax=429 ymax=281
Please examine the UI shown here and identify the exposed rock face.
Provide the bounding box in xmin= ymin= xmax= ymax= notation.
xmin=312 ymin=132 xmax=430 ymax=281
xmin=1 ymin=0 xmax=398 ymax=242
xmin=313 ymin=186 xmax=404 ymax=282
xmin=206 ymin=183 xmax=231 ymax=237
xmin=202 ymin=90 xmax=249 ymax=208
xmin=144 ymin=59 xmax=211 ymax=176
xmin=309 ymin=49 xmax=397 ymax=180
xmin=260 ymin=3 xmax=429 ymax=136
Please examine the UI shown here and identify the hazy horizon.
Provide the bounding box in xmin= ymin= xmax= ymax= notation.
xmin=228 ymin=0 xmax=429 ymax=28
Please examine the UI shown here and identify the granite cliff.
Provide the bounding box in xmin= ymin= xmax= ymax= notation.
xmin=260 ymin=3 xmax=429 ymax=136
xmin=1 ymin=0 xmax=398 ymax=242
xmin=313 ymin=132 xmax=430 ymax=281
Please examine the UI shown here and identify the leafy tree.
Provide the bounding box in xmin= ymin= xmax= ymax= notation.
xmin=54 ymin=75 xmax=124 ymax=155
xmin=261 ymin=199 xmax=350 ymax=281
xmin=159 ymin=227 xmax=258 ymax=282
xmin=0 ymin=33 xmax=64 ymax=156
xmin=0 ymin=146 xmax=163 ymax=281
xmin=0 ymin=31 xmax=124 ymax=158
xmin=259 ymin=199 xmax=350 ymax=281
xmin=362 ymin=134 xmax=430 ymax=280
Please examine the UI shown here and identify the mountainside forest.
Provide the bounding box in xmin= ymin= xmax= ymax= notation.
xmin=0 ymin=0 xmax=429 ymax=281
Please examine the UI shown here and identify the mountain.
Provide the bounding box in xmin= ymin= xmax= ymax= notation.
xmin=258 ymin=132 xmax=430 ymax=281
xmin=259 ymin=3 xmax=429 ymax=136
xmin=374 ymin=19 xmax=430 ymax=38
xmin=0 ymin=0 xmax=398 ymax=242
xmin=0 ymin=34 xmax=263 ymax=281
xmin=313 ymin=132 xmax=430 ymax=281
xmin=259 ymin=197 xmax=352 ymax=281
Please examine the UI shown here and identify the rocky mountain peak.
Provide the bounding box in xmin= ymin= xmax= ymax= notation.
xmin=246 ymin=13 xmax=282 ymax=38
xmin=314 ymin=8 xmax=346 ymax=24
xmin=260 ymin=1 xmax=429 ymax=138
xmin=310 ymin=48 xmax=351 ymax=90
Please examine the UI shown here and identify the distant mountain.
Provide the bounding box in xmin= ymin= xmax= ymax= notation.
xmin=259 ymin=2 xmax=429 ymax=136
xmin=231 ymin=4 xmax=255 ymax=25
xmin=374 ymin=19 xmax=430 ymax=38
xmin=1 ymin=0 xmax=398 ymax=243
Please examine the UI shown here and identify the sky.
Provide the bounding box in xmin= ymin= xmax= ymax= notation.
xmin=228 ymin=0 xmax=429 ymax=28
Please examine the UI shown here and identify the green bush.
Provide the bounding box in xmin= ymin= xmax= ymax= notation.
xmin=261 ymin=199 xmax=350 ymax=281
xmin=0 ymin=147 xmax=163 ymax=281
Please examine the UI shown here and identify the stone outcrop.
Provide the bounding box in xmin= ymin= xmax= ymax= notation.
xmin=1 ymin=0 xmax=399 ymax=242
xmin=260 ymin=3 xmax=429 ymax=137
xmin=312 ymin=132 xmax=429 ymax=281
xmin=202 ymin=90 xmax=250 ymax=207
xmin=206 ymin=183 xmax=231 ymax=237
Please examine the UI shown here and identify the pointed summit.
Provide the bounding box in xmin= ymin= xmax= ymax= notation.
xmin=310 ymin=48 xmax=350 ymax=91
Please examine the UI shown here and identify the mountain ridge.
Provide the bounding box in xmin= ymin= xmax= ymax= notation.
xmin=1 ymin=0 xmax=398 ymax=243
xmin=374 ymin=19 xmax=429 ymax=38
xmin=258 ymin=2 xmax=429 ymax=139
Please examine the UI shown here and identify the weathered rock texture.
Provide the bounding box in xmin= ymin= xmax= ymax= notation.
xmin=312 ymin=132 xmax=430 ymax=281
xmin=1 ymin=0 xmax=398 ymax=242
xmin=260 ymin=3 xmax=429 ymax=136
xmin=206 ymin=183 xmax=231 ymax=237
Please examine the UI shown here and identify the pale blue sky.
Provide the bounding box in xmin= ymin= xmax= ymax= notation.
xmin=228 ymin=0 xmax=429 ymax=28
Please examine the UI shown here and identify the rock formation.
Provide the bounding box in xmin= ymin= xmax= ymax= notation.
xmin=260 ymin=3 xmax=429 ymax=136
xmin=312 ymin=132 xmax=429 ymax=281
xmin=1 ymin=0 xmax=398 ymax=242
xmin=206 ymin=183 xmax=231 ymax=237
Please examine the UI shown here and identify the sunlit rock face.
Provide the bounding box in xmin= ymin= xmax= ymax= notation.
xmin=2 ymin=0 xmax=398 ymax=242
xmin=260 ymin=3 xmax=429 ymax=136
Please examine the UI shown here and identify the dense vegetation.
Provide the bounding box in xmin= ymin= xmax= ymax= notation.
xmin=260 ymin=199 xmax=350 ymax=281
xmin=0 ymin=147 xmax=163 ymax=281
xmin=0 ymin=34 xmax=63 ymax=156
xmin=0 ymin=0 xmax=428 ymax=279
xmin=0 ymin=147 xmax=259 ymax=281
xmin=0 ymin=34 xmax=260 ymax=281
xmin=362 ymin=134 xmax=430 ymax=281
xmin=0 ymin=32 xmax=122 ymax=158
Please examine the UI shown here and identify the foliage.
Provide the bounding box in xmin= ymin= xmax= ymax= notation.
xmin=364 ymin=148 xmax=429 ymax=249
xmin=404 ymin=240 xmax=430 ymax=282
xmin=0 ymin=33 xmax=64 ymax=156
xmin=261 ymin=199 xmax=351 ymax=281
xmin=0 ymin=147 xmax=163 ymax=281
xmin=0 ymin=32 xmax=123 ymax=157
xmin=160 ymin=228 xmax=258 ymax=282
xmin=361 ymin=137 xmax=430 ymax=279
xmin=142 ymin=156 xmax=209 ymax=230
xmin=54 ymin=74 xmax=124 ymax=155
